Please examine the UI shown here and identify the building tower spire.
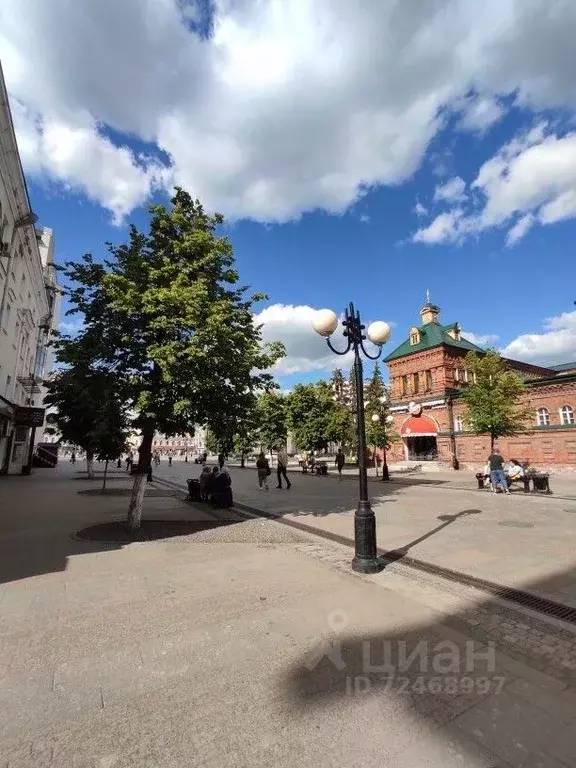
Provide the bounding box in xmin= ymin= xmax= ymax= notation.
xmin=420 ymin=293 xmax=440 ymax=325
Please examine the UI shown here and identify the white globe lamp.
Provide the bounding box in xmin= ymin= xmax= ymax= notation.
xmin=312 ymin=309 xmax=339 ymax=338
xmin=371 ymin=413 xmax=380 ymax=423
xmin=367 ymin=321 xmax=391 ymax=346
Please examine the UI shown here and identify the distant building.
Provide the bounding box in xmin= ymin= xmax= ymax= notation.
xmin=152 ymin=427 xmax=206 ymax=457
xmin=382 ymin=299 xmax=576 ymax=470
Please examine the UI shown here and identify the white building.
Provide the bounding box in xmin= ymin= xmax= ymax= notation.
xmin=0 ymin=61 xmax=58 ymax=474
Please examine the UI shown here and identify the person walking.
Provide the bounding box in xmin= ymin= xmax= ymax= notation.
xmin=335 ymin=447 xmax=345 ymax=479
xmin=276 ymin=445 xmax=291 ymax=489
xmin=487 ymin=447 xmax=510 ymax=494
xmin=256 ymin=452 xmax=271 ymax=490
xmin=125 ymin=451 xmax=134 ymax=473
xmin=168 ymin=454 xmax=173 ymax=466
xmin=70 ymin=451 xmax=76 ymax=464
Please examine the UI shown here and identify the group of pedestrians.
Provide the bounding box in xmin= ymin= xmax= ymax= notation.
xmin=197 ymin=455 xmax=233 ymax=507
xmin=256 ymin=445 xmax=291 ymax=490
xmin=485 ymin=448 xmax=525 ymax=493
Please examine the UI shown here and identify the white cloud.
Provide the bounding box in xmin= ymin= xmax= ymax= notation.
xmin=414 ymin=202 xmax=428 ymax=217
xmin=2 ymin=1 xmax=576 ymax=223
xmin=501 ymin=311 xmax=576 ymax=366
xmin=457 ymin=95 xmax=505 ymax=133
xmin=11 ymin=102 xmax=169 ymax=224
xmin=474 ymin=127 xmax=576 ymax=228
xmin=58 ymin=317 xmax=84 ymax=336
xmin=254 ymin=304 xmax=355 ymax=375
xmin=505 ymin=213 xmax=535 ymax=246
xmin=461 ymin=331 xmax=500 ymax=347
xmin=412 ymin=209 xmax=467 ymax=244
xmin=359 ymin=214 xmax=370 ymax=223
xmin=413 ymin=122 xmax=576 ymax=245
xmin=433 ymin=176 xmax=467 ymax=203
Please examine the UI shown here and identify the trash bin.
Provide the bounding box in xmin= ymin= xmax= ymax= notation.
xmin=187 ymin=478 xmax=201 ymax=501
xmin=532 ymin=474 xmax=550 ymax=493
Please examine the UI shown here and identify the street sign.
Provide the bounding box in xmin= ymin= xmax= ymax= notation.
xmin=14 ymin=406 xmax=45 ymax=427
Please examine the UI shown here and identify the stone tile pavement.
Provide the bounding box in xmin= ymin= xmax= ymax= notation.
xmin=1 ymin=466 xmax=576 ymax=766
xmin=157 ymin=461 xmax=576 ymax=608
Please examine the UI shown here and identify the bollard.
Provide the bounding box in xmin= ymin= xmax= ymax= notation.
xmin=475 ymin=473 xmax=485 ymax=489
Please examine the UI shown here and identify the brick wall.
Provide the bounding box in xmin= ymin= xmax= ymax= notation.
xmin=384 ymin=361 xmax=576 ymax=469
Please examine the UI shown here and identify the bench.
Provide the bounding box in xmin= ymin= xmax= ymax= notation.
xmin=475 ymin=472 xmax=551 ymax=493
xmin=300 ymin=460 xmax=328 ymax=475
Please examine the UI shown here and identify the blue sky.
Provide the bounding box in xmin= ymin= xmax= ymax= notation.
xmin=2 ymin=0 xmax=576 ymax=389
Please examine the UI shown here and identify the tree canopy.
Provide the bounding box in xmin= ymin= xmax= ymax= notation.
xmin=254 ymin=391 xmax=287 ymax=452
xmin=44 ymin=366 xmax=129 ymax=479
xmin=459 ymin=350 xmax=529 ymax=450
xmin=286 ymin=382 xmax=351 ymax=452
xmin=55 ymin=188 xmax=284 ymax=527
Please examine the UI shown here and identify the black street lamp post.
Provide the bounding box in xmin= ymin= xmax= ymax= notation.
xmin=313 ymin=303 xmax=391 ymax=574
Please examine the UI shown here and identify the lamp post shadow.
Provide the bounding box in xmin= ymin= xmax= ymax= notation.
xmin=381 ymin=509 xmax=482 ymax=564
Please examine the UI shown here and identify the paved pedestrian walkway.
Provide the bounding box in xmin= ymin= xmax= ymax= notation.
xmin=2 ymin=466 xmax=576 ymax=767
xmin=158 ymin=462 xmax=576 ymax=609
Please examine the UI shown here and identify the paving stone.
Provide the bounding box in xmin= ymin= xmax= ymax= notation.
xmin=506 ymin=678 xmax=576 ymax=724
xmin=454 ymin=689 xmax=563 ymax=765
xmin=540 ymin=722 xmax=576 ymax=766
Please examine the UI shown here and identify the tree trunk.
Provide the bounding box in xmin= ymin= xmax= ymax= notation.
xmin=240 ymin=452 xmax=245 ymax=468
xmin=102 ymin=459 xmax=109 ymax=491
xmin=127 ymin=429 xmax=153 ymax=531
xmin=86 ymin=450 xmax=94 ymax=479
xmin=490 ymin=433 xmax=495 ymax=453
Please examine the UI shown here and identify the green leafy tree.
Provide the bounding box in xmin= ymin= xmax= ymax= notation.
xmin=254 ymin=391 xmax=287 ymax=454
xmin=364 ymin=362 xmax=385 ymax=414
xmin=56 ymin=189 xmax=283 ymax=529
xmin=330 ymin=368 xmax=349 ymax=408
xmin=91 ymin=399 xmax=130 ymax=490
xmin=44 ymin=366 xmax=128 ymax=483
xmin=325 ymin=403 xmax=355 ymax=451
xmin=459 ymin=350 xmax=530 ymax=452
xmin=286 ymin=382 xmax=338 ymax=453
xmin=233 ymin=416 xmax=259 ymax=467
xmin=205 ymin=428 xmax=220 ymax=456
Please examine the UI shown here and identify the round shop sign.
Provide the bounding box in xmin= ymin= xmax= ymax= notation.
xmin=408 ymin=402 xmax=422 ymax=416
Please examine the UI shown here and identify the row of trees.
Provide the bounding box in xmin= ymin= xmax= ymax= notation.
xmin=206 ymin=349 xmax=532 ymax=466
xmin=46 ymin=189 xmax=284 ymax=529
xmin=204 ymin=362 xmax=399 ymax=463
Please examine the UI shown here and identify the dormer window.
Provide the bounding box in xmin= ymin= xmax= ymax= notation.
xmin=447 ymin=324 xmax=461 ymax=341
xmin=409 ymin=327 xmax=421 ymax=346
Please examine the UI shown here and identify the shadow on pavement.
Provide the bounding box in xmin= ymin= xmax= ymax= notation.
xmin=383 ymin=509 xmax=482 ymax=563
xmin=0 ymin=468 xmax=240 ymax=585
xmin=282 ymin=560 xmax=576 ymax=766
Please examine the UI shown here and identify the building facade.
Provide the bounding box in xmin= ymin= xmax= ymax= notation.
xmin=0 ymin=61 xmax=58 ymax=473
xmin=383 ymin=300 xmax=576 ymax=471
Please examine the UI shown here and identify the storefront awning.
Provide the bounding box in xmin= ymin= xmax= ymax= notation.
xmin=401 ymin=415 xmax=438 ymax=436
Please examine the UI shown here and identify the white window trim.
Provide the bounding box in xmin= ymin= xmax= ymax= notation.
xmin=559 ymin=405 xmax=574 ymax=426
xmin=537 ymin=408 xmax=550 ymax=427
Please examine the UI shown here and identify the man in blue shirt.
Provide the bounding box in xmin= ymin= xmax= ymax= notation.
xmin=487 ymin=448 xmax=510 ymax=494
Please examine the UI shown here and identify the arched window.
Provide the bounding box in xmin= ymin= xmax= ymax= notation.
xmin=454 ymin=416 xmax=464 ymax=432
xmin=560 ymin=405 xmax=575 ymax=425
xmin=536 ymin=408 xmax=550 ymax=426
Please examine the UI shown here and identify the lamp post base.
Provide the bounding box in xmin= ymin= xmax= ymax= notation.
xmin=352 ymin=503 xmax=384 ymax=574
xmin=352 ymin=555 xmax=384 ymax=574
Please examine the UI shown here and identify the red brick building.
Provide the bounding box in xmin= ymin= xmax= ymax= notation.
xmin=382 ymin=300 xmax=576 ymax=471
